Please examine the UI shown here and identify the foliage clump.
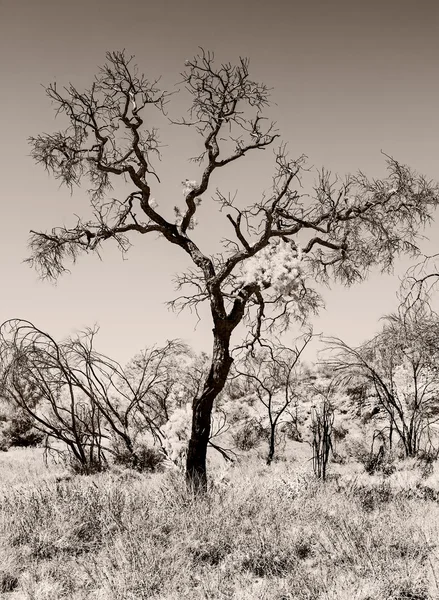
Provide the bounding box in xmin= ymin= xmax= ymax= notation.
xmin=112 ymin=442 xmax=165 ymax=472
xmin=1 ymin=412 xmax=44 ymax=448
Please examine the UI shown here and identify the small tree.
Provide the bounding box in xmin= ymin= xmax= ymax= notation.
xmin=325 ymin=299 xmax=439 ymax=458
xmin=0 ymin=320 xmax=188 ymax=471
xmin=233 ymin=333 xmax=311 ymax=464
xmin=310 ymin=387 xmax=335 ymax=481
xmin=26 ymin=50 xmax=439 ymax=488
xmin=0 ymin=321 xmax=106 ymax=473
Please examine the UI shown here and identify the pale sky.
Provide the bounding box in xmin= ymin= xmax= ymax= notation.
xmin=1 ymin=0 xmax=438 ymax=364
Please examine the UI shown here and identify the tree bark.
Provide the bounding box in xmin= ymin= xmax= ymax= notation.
xmin=266 ymin=423 xmax=276 ymax=465
xmin=186 ymin=329 xmax=233 ymax=491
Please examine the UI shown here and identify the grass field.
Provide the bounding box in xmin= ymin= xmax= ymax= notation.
xmin=1 ymin=448 xmax=439 ymax=599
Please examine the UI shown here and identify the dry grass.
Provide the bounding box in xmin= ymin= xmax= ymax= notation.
xmin=0 ymin=448 xmax=66 ymax=490
xmin=0 ymin=450 xmax=439 ymax=599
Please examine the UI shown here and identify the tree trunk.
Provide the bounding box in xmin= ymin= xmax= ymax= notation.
xmin=266 ymin=423 xmax=276 ymax=465
xmin=186 ymin=330 xmax=233 ymax=491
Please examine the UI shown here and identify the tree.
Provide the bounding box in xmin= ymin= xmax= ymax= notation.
xmin=119 ymin=339 xmax=192 ymax=428
xmin=310 ymin=383 xmax=335 ymax=481
xmin=0 ymin=320 xmax=107 ymax=472
xmin=0 ymin=319 xmax=187 ymax=471
xmin=232 ymin=334 xmax=311 ymax=464
xmin=27 ymin=49 xmax=439 ymax=489
xmin=70 ymin=334 xmax=190 ymax=467
xmin=325 ymin=299 xmax=439 ymax=458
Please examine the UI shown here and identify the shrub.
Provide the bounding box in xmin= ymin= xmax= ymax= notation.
xmin=332 ymin=422 xmax=349 ymax=442
xmin=133 ymin=445 xmax=165 ymax=472
xmin=282 ymin=421 xmax=303 ymax=442
xmin=232 ymin=419 xmax=265 ymax=451
xmin=343 ymin=434 xmax=371 ymax=465
xmin=416 ymin=449 xmax=438 ymax=478
xmin=0 ymin=434 xmax=10 ymax=452
xmin=363 ymin=448 xmax=396 ymax=476
xmin=113 ymin=443 xmax=165 ymax=472
xmin=1 ymin=412 xmax=44 ymax=448
xmin=69 ymin=457 xmax=107 ymax=476
xmin=0 ymin=571 xmax=18 ymax=593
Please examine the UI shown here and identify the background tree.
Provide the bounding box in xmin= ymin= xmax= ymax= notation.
xmin=232 ymin=333 xmax=311 ymax=464
xmin=27 ymin=49 xmax=439 ymax=488
xmin=0 ymin=321 xmax=106 ymax=473
xmin=118 ymin=339 xmax=192 ymax=428
xmin=325 ymin=297 xmax=439 ymax=458
xmin=0 ymin=320 xmax=189 ymax=472
xmin=310 ymin=384 xmax=335 ymax=481
xmin=70 ymin=334 xmax=190 ymax=468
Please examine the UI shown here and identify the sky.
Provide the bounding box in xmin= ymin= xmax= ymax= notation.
xmin=0 ymin=0 xmax=438 ymax=365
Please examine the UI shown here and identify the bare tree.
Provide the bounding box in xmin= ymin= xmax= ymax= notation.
xmin=324 ymin=300 xmax=439 ymax=458
xmin=122 ymin=340 xmax=193 ymax=423
xmin=0 ymin=320 xmax=107 ymax=472
xmin=68 ymin=333 xmax=190 ymax=466
xmin=26 ymin=49 xmax=439 ymax=488
xmin=0 ymin=319 xmax=188 ymax=471
xmin=310 ymin=383 xmax=335 ymax=481
xmin=233 ymin=334 xmax=311 ymax=464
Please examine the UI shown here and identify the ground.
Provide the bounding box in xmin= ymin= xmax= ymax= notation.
xmin=1 ymin=446 xmax=439 ymax=599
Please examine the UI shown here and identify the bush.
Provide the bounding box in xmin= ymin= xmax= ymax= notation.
xmin=232 ymin=419 xmax=265 ymax=451
xmin=361 ymin=448 xmax=396 ymax=476
xmin=332 ymin=423 xmax=349 ymax=442
xmin=69 ymin=455 xmax=107 ymax=476
xmin=1 ymin=413 xmax=44 ymax=448
xmin=0 ymin=571 xmax=18 ymax=593
xmin=134 ymin=445 xmax=165 ymax=472
xmin=0 ymin=434 xmax=10 ymax=452
xmin=282 ymin=421 xmax=303 ymax=442
xmin=113 ymin=443 xmax=165 ymax=472
xmin=343 ymin=434 xmax=370 ymax=464
xmin=416 ymin=449 xmax=438 ymax=478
